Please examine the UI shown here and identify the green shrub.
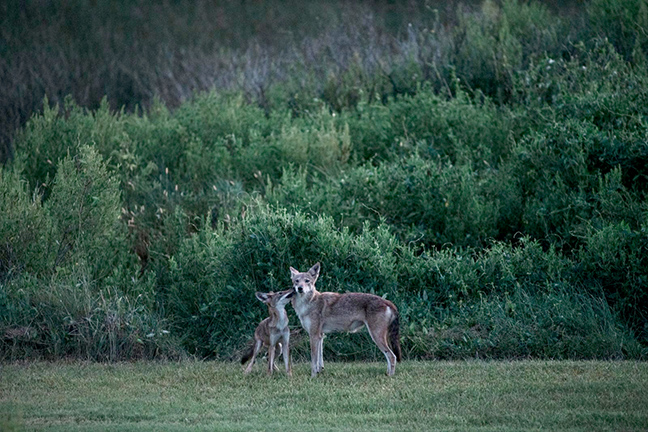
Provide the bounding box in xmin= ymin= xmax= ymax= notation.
xmin=399 ymin=238 xmax=641 ymax=360
xmin=164 ymin=203 xmax=401 ymax=357
xmin=1 ymin=144 xmax=127 ymax=280
xmin=406 ymin=286 xmax=642 ymax=360
xmin=451 ymin=0 xmax=563 ymax=102
xmin=0 ymin=163 xmax=50 ymax=280
xmin=44 ymin=145 xmax=125 ymax=278
xmin=579 ymin=217 xmax=648 ymax=342
xmin=342 ymin=85 xmax=518 ymax=164
xmin=397 ymin=236 xmax=574 ymax=306
xmin=512 ymin=114 xmax=647 ymax=249
xmin=0 ymin=269 xmax=171 ymax=361
xmin=587 ymin=0 xmax=648 ymax=62
xmin=238 ymin=113 xmax=352 ymax=181
xmin=269 ymin=154 xmax=509 ymax=248
xmin=0 ymin=145 xmax=173 ymax=360
xmin=14 ymin=97 xmax=125 ymax=194
xmin=514 ymin=39 xmax=648 ymax=168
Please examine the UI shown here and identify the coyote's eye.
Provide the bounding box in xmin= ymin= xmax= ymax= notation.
xmin=305 ymin=279 xmax=310 ymax=283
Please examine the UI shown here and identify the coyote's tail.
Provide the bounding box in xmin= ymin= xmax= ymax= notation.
xmin=389 ymin=312 xmax=402 ymax=362
xmin=240 ymin=341 xmax=254 ymax=365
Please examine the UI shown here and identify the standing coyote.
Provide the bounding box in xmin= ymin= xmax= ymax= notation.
xmin=290 ymin=263 xmax=401 ymax=377
xmin=241 ymin=289 xmax=293 ymax=376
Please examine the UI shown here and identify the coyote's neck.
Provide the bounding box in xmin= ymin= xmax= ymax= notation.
xmin=268 ymin=306 xmax=289 ymax=330
xmin=292 ymin=289 xmax=320 ymax=317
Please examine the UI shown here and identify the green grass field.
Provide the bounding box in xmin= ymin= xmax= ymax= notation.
xmin=1 ymin=360 xmax=647 ymax=431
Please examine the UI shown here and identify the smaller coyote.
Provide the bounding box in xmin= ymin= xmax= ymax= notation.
xmin=290 ymin=263 xmax=401 ymax=377
xmin=241 ymin=289 xmax=293 ymax=376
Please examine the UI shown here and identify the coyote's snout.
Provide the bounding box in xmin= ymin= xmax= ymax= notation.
xmin=290 ymin=263 xmax=401 ymax=377
xmin=241 ymin=289 xmax=293 ymax=376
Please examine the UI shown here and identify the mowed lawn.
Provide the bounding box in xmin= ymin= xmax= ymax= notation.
xmin=1 ymin=360 xmax=647 ymax=431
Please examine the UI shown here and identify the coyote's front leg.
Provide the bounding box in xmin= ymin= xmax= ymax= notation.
xmin=317 ymin=335 xmax=324 ymax=372
xmin=267 ymin=343 xmax=277 ymax=375
xmin=309 ymin=332 xmax=323 ymax=377
xmin=282 ymin=332 xmax=292 ymax=376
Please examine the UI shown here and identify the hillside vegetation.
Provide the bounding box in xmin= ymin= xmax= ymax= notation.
xmin=1 ymin=0 xmax=647 ymax=361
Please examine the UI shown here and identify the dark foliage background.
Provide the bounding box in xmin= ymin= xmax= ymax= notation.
xmin=1 ymin=0 xmax=647 ymax=362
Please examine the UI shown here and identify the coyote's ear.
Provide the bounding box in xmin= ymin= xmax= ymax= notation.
xmin=290 ymin=267 xmax=299 ymax=278
xmin=308 ymin=262 xmax=320 ymax=282
xmin=255 ymin=292 xmax=269 ymax=303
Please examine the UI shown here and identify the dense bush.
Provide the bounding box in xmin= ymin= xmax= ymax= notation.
xmin=413 ymin=286 xmax=641 ymax=360
xmin=451 ymin=0 xmax=565 ymax=103
xmin=0 ymin=146 xmax=171 ymax=360
xmin=2 ymin=0 xmax=647 ymax=361
xmin=587 ymin=0 xmax=648 ymax=63
xmin=339 ymin=84 xmax=519 ymax=163
xmin=163 ymin=204 xmax=401 ymax=358
xmin=160 ymin=203 xmax=644 ymax=360
xmin=267 ymin=154 xmax=507 ymax=248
